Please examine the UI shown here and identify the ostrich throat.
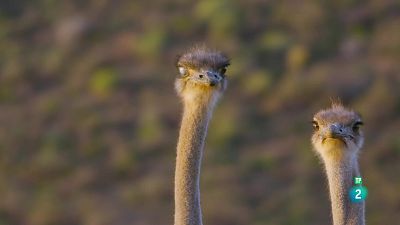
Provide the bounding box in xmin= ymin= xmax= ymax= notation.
xmin=175 ymin=90 xmax=216 ymax=225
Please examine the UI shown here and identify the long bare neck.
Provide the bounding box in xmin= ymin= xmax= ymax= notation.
xmin=323 ymin=155 xmax=365 ymax=225
xmin=174 ymin=97 xmax=215 ymax=225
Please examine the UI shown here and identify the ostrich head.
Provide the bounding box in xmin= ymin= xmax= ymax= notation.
xmin=175 ymin=46 xmax=230 ymax=104
xmin=311 ymin=103 xmax=364 ymax=160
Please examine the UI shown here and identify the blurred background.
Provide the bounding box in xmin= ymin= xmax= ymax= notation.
xmin=0 ymin=0 xmax=399 ymax=224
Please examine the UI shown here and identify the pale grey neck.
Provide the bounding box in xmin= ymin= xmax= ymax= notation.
xmin=174 ymin=101 xmax=213 ymax=225
xmin=324 ymin=156 xmax=365 ymax=225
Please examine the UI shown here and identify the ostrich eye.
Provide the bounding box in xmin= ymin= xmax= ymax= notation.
xmin=178 ymin=67 xmax=187 ymax=76
xmin=219 ymin=67 xmax=227 ymax=76
xmin=312 ymin=120 xmax=319 ymax=131
xmin=352 ymin=121 xmax=363 ymax=132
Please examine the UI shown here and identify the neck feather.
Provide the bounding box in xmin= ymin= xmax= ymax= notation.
xmin=174 ymin=96 xmax=215 ymax=225
xmin=323 ymin=155 xmax=365 ymax=225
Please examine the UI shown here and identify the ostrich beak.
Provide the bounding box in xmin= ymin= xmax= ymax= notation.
xmin=322 ymin=123 xmax=349 ymax=143
xmin=193 ymin=70 xmax=222 ymax=86
xmin=205 ymin=71 xmax=222 ymax=86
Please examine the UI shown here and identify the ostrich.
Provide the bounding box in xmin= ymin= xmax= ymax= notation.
xmin=311 ymin=103 xmax=365 ymax=225
xmin=174 ymin=46 xmax=230 ymax=225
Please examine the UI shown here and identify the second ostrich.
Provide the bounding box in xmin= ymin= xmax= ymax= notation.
xmin=311 ymin=103 xmax=365 ymax=225
xmin=174 ymin=46 xmax=230 ymax=225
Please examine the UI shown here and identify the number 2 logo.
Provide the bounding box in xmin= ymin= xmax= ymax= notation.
xmin=355 ymin=189 xmax=362 ymax=200
xmin=350 ymin=186 xmax=367 ymax=202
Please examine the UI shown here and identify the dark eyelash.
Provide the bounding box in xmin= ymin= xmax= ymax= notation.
xmin=354 ymin=121 xmax=364 ymax=126
xmin=311 ymin=120 xmax=319 ymax=130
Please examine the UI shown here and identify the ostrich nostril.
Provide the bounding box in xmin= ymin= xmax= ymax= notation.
xmin=199 ymin=74 xmax=204 ymax=78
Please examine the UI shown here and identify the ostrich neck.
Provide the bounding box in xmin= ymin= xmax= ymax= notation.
xmin=324 ymin=156 xmax=365 ymax=225
xmin=174 ymin=98 xmax=215 ymax=225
